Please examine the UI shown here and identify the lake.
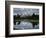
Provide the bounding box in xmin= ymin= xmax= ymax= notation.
xmin=13 ymin=19 xmax=39 ymax=30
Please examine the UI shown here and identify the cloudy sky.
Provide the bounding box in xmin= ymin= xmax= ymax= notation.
xmin=13 ymin=8 xmax=39 ymax=17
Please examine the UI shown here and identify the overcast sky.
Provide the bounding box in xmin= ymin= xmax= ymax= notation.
xmin=13 ymin=8 xmax=39 ymax=16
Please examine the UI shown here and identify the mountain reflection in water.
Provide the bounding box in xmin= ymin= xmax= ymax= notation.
xmin=13 ymin=19 xmax=39 ymax=30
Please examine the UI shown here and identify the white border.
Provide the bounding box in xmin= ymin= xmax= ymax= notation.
xmin=10 ymin=5 xmax=43 ymax=35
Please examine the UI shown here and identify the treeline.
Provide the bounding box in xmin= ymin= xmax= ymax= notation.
xmin=14 ymin=13 xmax=39 ymax=20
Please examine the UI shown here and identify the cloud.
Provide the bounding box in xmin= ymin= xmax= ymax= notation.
xmin=13 ymin=8 xmax=39 ymax=16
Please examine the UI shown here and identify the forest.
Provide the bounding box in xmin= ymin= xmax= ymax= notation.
xmin=14 ymin=13 xmax=39 ymax=20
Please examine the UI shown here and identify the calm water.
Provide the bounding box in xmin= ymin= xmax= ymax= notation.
xmin=13 ymin=19 xmax=39 ymax=30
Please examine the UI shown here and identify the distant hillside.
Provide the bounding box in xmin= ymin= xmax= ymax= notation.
xmin=14 ymin=13 xmax=39 ymax=20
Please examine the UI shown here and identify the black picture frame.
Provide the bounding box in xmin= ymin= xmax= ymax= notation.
xmin=5 ymin=1 xmax=45 ymax=37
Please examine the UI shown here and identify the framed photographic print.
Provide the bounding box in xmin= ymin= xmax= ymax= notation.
xmin=5 ymin=1 xmax=45 ymax=37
